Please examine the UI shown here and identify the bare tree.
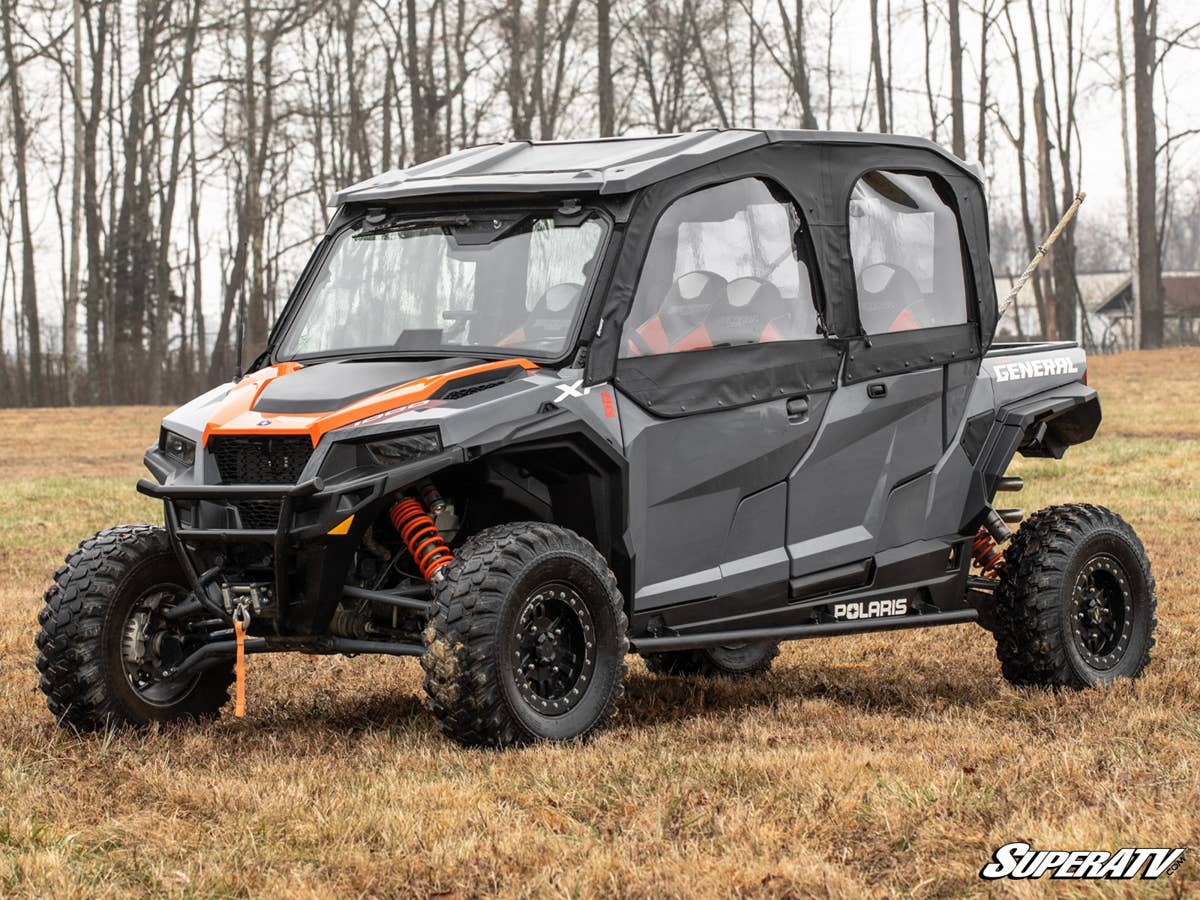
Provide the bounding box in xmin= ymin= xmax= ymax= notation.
xmin=2 ymin=0 xmax=43 ymax=404
xmin=868 ymin=0 xmax=889 ymax=131
xmin=596 ymin=0 xmax=614 ymax=134
xmin=1112 ymin=0 xmax=1139 ymax=345
xmin=503 ymin=0 xmax=587 ymax=141
xmin=948 ymin=0 xmax=965 ymax=157
xmin=971 ymin=0 xmax=1000 ymax=168
xmin=921 ymin=0 xmax=940 ymax=140
xmin=743 ymin=0 xmax=818 ymax=129
xmin=996 ymin=1 xmax=1048 ymax=338
xmin=1131 ymin=0 xmax=1161 ymax=347
xmin=627 ymin=0 xmax=708 ymax=133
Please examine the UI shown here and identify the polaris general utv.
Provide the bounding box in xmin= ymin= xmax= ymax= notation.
xmin=37 ymin=130 xmax=1156 ymax=746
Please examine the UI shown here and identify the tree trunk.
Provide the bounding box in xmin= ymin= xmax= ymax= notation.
xmin=1131 ymin=0 xmax=1162 ymax=347
xmin=63 ymin=0 xmax=85 ymax=404
xmin=869 ymin=0 xmax=888 ymax=131
xmin=1025 ymin=0 xmax=1062 ymax=341
xmin=948 ymin=0 xmax=965 ymax=157
xmin=148 ymin=0 xmax=203 ymax=403
xmin=1113 ymin=0 xmax=1138 ymax=348
xmin=82 ymin=0 xmax=108 ymax=402
xmin=242 ymin=0 xmax=266 ymax=354
xmin=597 ymin=0 xmax=614 ymax=135
xmin=976 ymin=0 xmax=991 ymax=167
xmin=999 ymin=2 xmax=1047 ymax=338
xmin=921 ymin=0 xmax=938 ymax=141
xmin=2 ymin=0 xmax=44 ymax=405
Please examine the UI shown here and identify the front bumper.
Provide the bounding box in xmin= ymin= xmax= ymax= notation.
xmin=138 ymin=447 xmax=464 ymax=632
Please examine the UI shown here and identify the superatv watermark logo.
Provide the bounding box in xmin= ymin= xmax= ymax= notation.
xmin=991 ymin=355 xmax=1080 ymax=382
xmin=980 ymin=842 xmax=1187 ymax=880
xmin=832 ymin=598 xmax=906 ymax=620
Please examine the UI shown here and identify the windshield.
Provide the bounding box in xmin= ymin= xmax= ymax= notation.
xmin=276 ymin=211 xmax=607 ymax=360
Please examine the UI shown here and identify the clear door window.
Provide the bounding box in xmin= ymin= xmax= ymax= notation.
xmin=849 ymin=171 xmax=969 ymax=334
xmin=621 ymin=178 xmax=822 ymax=357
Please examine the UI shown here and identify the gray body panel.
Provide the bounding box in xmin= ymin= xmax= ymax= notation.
xmin=785 ymin=367 xmax=947 ymax=577
xmin=617 ymin=389 xmax=828 ymax=611
xmin=982 ymin=342 xmax=1088 ymax=406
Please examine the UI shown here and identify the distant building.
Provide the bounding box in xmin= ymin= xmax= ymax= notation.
xmin=993 ymin=271 xmax=1200 ymax=353
xmin=1093 ymin=272 xmax=1200 ymax=352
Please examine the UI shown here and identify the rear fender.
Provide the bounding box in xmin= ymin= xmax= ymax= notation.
xmin=960 ymin=382 xmax=1101 ymax=533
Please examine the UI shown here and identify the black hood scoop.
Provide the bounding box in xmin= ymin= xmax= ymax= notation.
xmin=252 ymin=358 xmax=474 ymax=414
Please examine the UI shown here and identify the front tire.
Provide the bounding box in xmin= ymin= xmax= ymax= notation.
xmin=992 ymin=504 xmax=1157 ymax=689
xmin=36 ymin=525 xmax=234 ymax=730
xmin=421 ymin=523 xmax=628 ymax=747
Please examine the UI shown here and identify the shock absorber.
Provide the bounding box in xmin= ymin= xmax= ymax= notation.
xmin=390 ymin=497 xmax=454 ymax=582
xmin=972 ymin=508 xmax=1014 ymax=577
xmin=972 ymin=529 xmax=1004 ymax=577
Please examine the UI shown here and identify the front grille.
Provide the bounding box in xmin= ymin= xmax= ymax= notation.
xmin=231 ymin=499 xmax=285 ymax=529
xmin=208 ymin=436 xmax=314 ymax=530
xmin=210 ymin=436 xmax=314 ymax=484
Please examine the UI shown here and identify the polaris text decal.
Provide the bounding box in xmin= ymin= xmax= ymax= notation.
xmin=832 ymin=598 xmax=907 ymax=620
xmin=980 ymin=843 xmax=1186 ymax=880
xmin=991 ymin=356 xmax=1080 ymax=382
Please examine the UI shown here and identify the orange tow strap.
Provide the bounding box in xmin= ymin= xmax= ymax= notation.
xmin=233 ymin=613 xmax=248 ymax=718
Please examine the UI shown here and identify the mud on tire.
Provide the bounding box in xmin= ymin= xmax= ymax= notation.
xmin=36 ymin=525 xmax=233 ymax=730
xmin=641 ymin=640 xmax=780 ymax=678
xmin=993 ymin=503 xmax=1156 ymax=689
xmin=421 ymin=523 xmax=628 ymax=747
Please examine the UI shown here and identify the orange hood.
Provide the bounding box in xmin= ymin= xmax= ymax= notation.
xmin=201 ymin=358 xmax=538 ymax=447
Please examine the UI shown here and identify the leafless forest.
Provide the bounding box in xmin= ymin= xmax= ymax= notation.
xmin=0 ymin=0 xmax=1197 ymax=407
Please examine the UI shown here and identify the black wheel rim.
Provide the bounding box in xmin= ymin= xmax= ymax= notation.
xmin=120 ymin=584 xmax=201 ymax=706
xmin=1069 ymin=553 xmax=1132 ymax=671
xmin=511 ymin=582 xmax=597 ymax=716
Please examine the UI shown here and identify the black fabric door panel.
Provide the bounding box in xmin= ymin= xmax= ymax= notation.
xmin=615 ymin=340 xmax=842 ymax=416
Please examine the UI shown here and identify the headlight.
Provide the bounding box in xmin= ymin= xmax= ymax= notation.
xmin=161 ymin=430 xmax=196 ymax=466
xmin=364 ymin=429 xmax=442 ymax=466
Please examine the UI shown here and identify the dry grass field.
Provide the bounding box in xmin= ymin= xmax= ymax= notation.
xmin=1 ymin=349 xmax=1199 ymax=898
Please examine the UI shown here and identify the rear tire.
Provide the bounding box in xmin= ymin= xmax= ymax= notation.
xmin=36 ymin=525 xmax=234 ymax=730
xmin=992 ymin=504 xmax=1156 ymax=689
xmin=421 ymin=523 xmax=627 ymax=747
xmin=641 ymin=640 xmax=780 ymax=678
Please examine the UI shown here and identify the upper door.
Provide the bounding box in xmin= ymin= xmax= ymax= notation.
xmin=786 ymin=170 xmax=979 ymax=577
xmin=614 ymin=178 xmax=841 ymax=613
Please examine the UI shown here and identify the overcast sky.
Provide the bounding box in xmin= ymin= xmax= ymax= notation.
xmin=813 ymin=0 xmax=1200 ymax=221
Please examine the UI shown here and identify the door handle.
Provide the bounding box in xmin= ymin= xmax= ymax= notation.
xmin=786 ymin=396 xmax=809 ymax=419
xmin=867 ymin=383 xmax=887 ymax=399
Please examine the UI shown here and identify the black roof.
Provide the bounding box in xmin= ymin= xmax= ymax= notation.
xmin=331 ymin=129 xmax=981 ymax=206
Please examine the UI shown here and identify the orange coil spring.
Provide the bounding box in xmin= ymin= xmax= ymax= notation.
xmin=972 ymin=528 xmax=1004 ymax=577
xmin=390 ymin=498 xmax=454 ymax=581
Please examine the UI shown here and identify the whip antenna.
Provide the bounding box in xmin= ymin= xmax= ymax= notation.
xmin=999 ymin=191 xmax=1086 ymax=320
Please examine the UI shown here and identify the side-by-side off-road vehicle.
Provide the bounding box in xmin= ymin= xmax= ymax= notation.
xmin=37 ymin=130 xmax=1157 ymax=746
